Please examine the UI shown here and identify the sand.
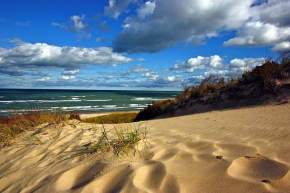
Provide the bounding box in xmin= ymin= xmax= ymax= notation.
xmin=79 ymin=111 xmax=138 ymax=120
xmin=1 ymin=103 xmax=290 ymax=193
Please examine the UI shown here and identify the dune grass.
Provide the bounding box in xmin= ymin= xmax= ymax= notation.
xmin=69 ymin=124 xmax=148 ymax=158
xmin=83 ymin=112 xmax=138 ymax=124
xmin=0 ymin=112 xmax=66 ymax=148
xmin=135 ymin=58 xmax=290 ymax=121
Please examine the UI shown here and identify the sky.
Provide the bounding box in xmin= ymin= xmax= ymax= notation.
xmin=0 ymin=0 xmax=289 ymax=90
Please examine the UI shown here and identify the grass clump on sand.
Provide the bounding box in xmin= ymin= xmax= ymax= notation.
xmin=0 ymin=112 xmax=66 ymax=148
xmin=83 ymin=112 xmax=138 ymax=124
xmin=71 ymin=124 xmax=148 ymax=157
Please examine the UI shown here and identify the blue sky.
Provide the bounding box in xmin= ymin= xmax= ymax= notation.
xmin=0 ymin=0 xmax=289 ymax=90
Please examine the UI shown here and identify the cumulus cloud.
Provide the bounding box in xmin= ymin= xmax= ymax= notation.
xmin=60 ymin=69 xmax=80 ymax=80
xmin=0 ymin=42 xmax=132 ymax=76
xmin=110 ymin=0 xmax=290 ymax=53
xmin=130 ymin=64 xmax=150 ymax=73
xmin=129 ymin=65 xmax=159 ymax=80
xmin=37 ymin=76 xmax=51 ymax=81
xmin=272 ymin=41 xmax=290 ymax=52
xmin=105 ymin=0 xmax=137 ymax=18
xmin=113 ymin=0 xmax=253 ymax=53
xmin=224 ymin=21 xmax=290 ymax=47
xmin=137 ymin=1 xmax=156 ymax=19
xmin=52 ymin=15 xmax=91 ymax=38
xmin=173 ymin=55 xmax=223 ymax=72
xmin=172 ymin=55 xmax=265 ymax=84
xmin=70 ymin=15 xmax=87 ymax=32
xmin=229 ymin=57 xmax=265 ymax=72
xmin=252 ymin=0 xmax=290 ymax=27
xmin=225 ymin=0 xmax=290 ymax=53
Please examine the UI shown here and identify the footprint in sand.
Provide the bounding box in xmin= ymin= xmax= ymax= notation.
xmin=152 ymin=148 xmax=178 ymax=160
xmin=133 ymin=161 xmax=166 ymax=191
xmin=54 ymin=160 xmax=106 ymax=191
xmin=227 ymin=155 xmax=289 ymax=183
xmin=81 ymin=164 xmax=133 ymax=193
xmin=133 ymin=160 xmax=180 ymax=193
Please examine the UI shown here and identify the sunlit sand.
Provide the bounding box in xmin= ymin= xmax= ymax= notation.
xmin=1 ymin=103 xmax=290 ymax=193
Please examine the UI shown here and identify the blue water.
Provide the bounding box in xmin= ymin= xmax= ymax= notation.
xmin=0 ymin=89 xmax=180 ymax=116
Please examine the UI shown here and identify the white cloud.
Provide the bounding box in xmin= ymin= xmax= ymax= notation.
xmin=130 ymin=64 xmax=150 ymax=73
xmin=37 ymin=76 xmax=51 ymax=81
xmin=172 ymin=55 xmax=265 ymax=81
xmin=272 ymin=41 xmax=290 ymax=52
xmin=144 ymin=71 xmax=159 ymax=80
xmin=70 ymin=15 xmax=86 ymax=32
xmin=105 ymin=0 xmax=137 ymax=18
xmin=62 ymin=69 xmax=80 ymax=75
xmin=224 ymin=21 xmax=290 ymax=47
xmin=137 ymin=1 xmax=156 ymax=19
xmin=113 ymin=0 xmax=253 ymax=52
xmin=230 ymin=57 xmax=265 ymax=72
xmin=61 ymin=75 xmax=76 ymax=80
xmin=224 ymin=0 xmax=290 ymax=53
xmin=110 ymin=0 xmax=290 ymax=53
xmin=0 ymin=42 xmax=132 ymax=73
xmin=52 ymin=15 xmax=91 ymax=38
xmin=209 ymin=55 xmax=223 ymax=68
xmin=167 ymin=76 xmax=176 ymax=82
xmin=252 ymin=0 xmax=290 ymax=27
xmin=173 ymin=55 xmax=224 ymax=72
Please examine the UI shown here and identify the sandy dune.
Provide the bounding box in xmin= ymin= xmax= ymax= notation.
xmin=1 ymin=103 xmax=290 ymax=193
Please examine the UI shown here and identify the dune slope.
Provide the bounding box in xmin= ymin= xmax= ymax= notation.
xmin=1 ymin=103 xmax=290 ymax=193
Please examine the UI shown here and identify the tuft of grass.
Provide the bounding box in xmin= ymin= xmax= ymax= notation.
xmin=0 ymin=112 xmax=66 ymax=148
xmin=70 ymin=124 xmax=148 ymax=158
xmin=83 ymin=112 xmax=138 ymax=124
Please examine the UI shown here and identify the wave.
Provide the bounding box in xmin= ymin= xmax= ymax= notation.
xmin=85 ymin=99 xmax=112 ymax=102
xmin=131 ymin=97 xmax=167 ymax=101
xmin=129 ymin=104 xmax=149 ymax=108
xmin=102 ymin=105 xmax=117 ymax=108
xmin=0 ymin=103 xmax=149 ymax=114
xmin=0 ymin=98 xmax=114 ymax=103
xmin=0 ymin=99 xmax=83 ymax=103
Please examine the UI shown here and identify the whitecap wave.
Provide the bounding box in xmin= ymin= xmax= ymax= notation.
xmin=131 ymin=97 xmax=166 ymax=101
xmin=0 ymin=99 xmax=82 ymax=103
xmin=85 ymin=99 xmax=112 ymax=102
xmin=129 ymin=104 xmax=148 ymax=108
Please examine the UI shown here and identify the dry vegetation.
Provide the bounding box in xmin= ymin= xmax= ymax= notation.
xmin=83 ymin=112 xmax=138 ymax=124
xmin=0 ymin=112 xmax=66 ymax=148
xmin=70 ymin=124 xmax=148 ymax=158
xmin=135 ymin=58 xmax=290 ymax=121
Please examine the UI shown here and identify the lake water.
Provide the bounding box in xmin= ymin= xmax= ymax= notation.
xmin=0 ymin=89 xmax=180 ymax=116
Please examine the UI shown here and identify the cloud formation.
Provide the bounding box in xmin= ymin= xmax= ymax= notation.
xmin=110 ymin=0 xmax=290 ymax=53
xmin=61 ymin=69 xmax=80 ymax=80
xmin=225 ymin=0 xmax=290 ymax=53
xmin=0 ymin=42 xmax=132 ymax=76
xmin=105 ymin=0 xmax=137 ymax=18
xmin=113 ymin=0 xmax=253 ymax=53
xmin=173 ymin=55 xmax=223 ymax=72
xmin=52 ymin=15 xmax=91 ymax=38
xmin=172 ymin=55 xmax=265 ymax=81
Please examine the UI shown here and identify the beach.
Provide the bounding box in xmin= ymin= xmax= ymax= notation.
xmin=0 ymin=103 xmax=290 ymax=193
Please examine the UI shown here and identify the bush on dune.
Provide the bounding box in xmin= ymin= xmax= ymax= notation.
xmin=135 ymin=57 xmax=290 ymax=121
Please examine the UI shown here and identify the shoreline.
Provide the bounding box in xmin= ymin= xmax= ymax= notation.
xmin=79 ymin=110 xmax=139 ymax=120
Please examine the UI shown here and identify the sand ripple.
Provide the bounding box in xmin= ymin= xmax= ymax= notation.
xmin=1 ymin=104 xmax=290 ymax=192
